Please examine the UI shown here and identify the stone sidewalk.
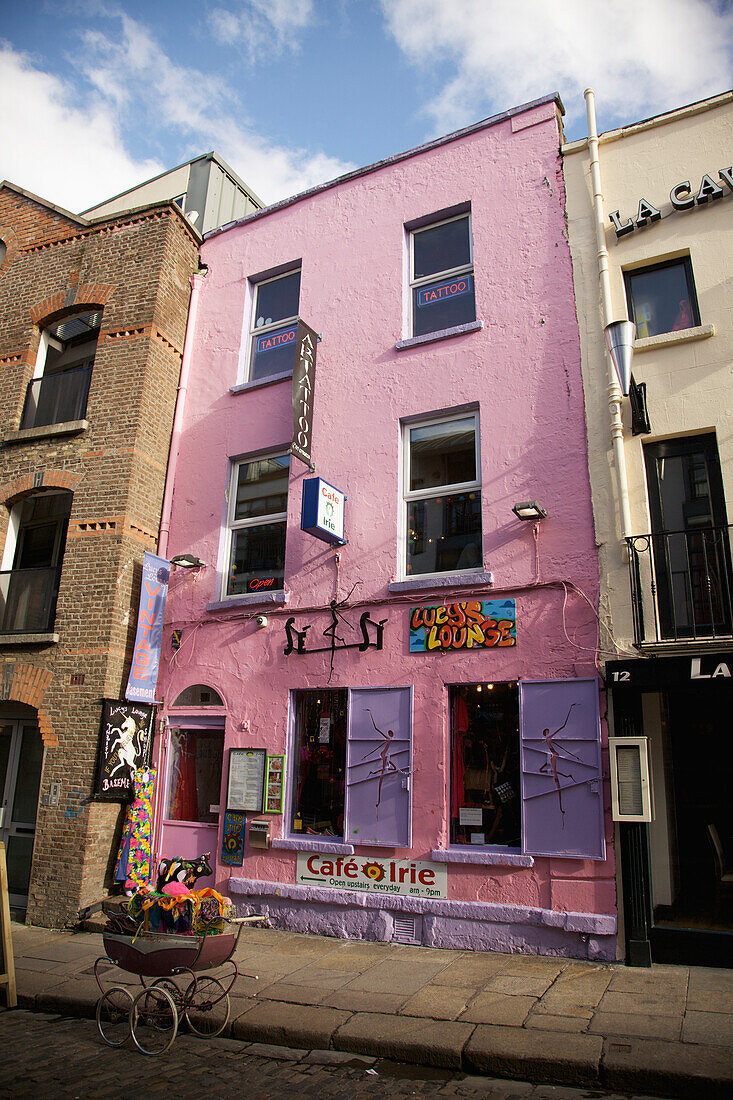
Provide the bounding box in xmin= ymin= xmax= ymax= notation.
xmin=6 ymin=920 xmax=733 ymax=1098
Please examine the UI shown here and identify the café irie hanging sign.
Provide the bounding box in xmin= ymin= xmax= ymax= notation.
xmin=296 ymin=852 xmax=447 ymax=898
xmin=409 ymin=599 xmax=516 ymax=653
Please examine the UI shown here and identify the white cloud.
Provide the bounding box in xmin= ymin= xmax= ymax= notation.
xmin=208 ymin=0 xmax=314 ymax=60
xmin=381 ymin=0 xmax=733 ymax=135
xmin=0 ymin=43 xmax=164 ymax=211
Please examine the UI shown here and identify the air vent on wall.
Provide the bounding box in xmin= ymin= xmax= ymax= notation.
xmin=392 ymin=914 xmax=421 ymax=945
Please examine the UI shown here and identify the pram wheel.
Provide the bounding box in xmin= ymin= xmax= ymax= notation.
xmin=96 ymin=986 xmax=133 ymax=1047
xmin=130 ymin=985 xmax=178 ymax=1055
xmin=184 ymin=976 xmax=230 ymax=1037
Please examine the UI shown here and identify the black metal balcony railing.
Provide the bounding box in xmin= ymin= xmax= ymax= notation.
xmin=0 ymin=567 xmax=61 ymax=634
xmin=627 ymin=524 xmax=733 ymax=645
xmin=20 ymin=365 xmax=92 ymax=430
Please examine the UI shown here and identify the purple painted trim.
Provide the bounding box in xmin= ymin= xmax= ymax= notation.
xmin=272 ymin=838 xmax=355 ymax=855
xmin=389 ymin=571 xmax=494 ymax=594
xmin=204 ymin=94 xmax=563 ymax=240
xmin=431 ymin=848 xmax=534 ymax=868
xmin=206 ymin=591 xmax=288 ymax=612
xmin=395 ymin=320 xmax=483 ymax=352
xmin=230 ymin=371 xmax=293 ymax=395
xmin=229 ymin=876 xmax=616 ymax=935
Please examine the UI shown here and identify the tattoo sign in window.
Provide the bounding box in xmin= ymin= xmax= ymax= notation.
xmin=410 ymin=214 xmax=475 ymax=337
xmin=403 ymin=413 xmax=482 ymax=577
xmin=248 ymin=268 xmax=301 ymax=381
xmin=624 ymin=257 xmax=700 ymax=339
xmin=225 ymin=452 xmax=289 ymax=596
xmin=450 ymin=683 xmax=521 ymax=848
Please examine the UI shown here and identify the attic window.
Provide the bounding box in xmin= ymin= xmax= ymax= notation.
xmin=49 ymin=311 xmax=102 ymax=345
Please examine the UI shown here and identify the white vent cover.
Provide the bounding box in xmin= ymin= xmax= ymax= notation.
xmin=392 ymin=914 xmax=421 ymax=944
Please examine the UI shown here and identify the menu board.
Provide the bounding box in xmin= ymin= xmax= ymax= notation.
xmin=226 ymin=748 xmax=266 ymax=812
xmin=264 ymin=754 xmax=285 ymax=814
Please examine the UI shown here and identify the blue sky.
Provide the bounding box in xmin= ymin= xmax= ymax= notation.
xmin=2 ymin=1 xmax=732 ymax=212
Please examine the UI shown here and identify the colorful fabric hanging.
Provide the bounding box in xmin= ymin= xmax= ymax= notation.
xmin=114 ymin=766 xmax=156 ymax=891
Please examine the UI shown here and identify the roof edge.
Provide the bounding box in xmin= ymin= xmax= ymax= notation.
xmin=204 ymin=92 xmax=564 ymax=241
xmin=0 ymin=181 xmax=89 ymax=226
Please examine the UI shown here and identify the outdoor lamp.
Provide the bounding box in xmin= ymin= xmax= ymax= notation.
xmin=170 ymin=553 xmax=205 ymax=569
xmin=604 ymin=319 xmax=635 ymax=396
xmin=512 ymin=501 xmax=547 ymax=521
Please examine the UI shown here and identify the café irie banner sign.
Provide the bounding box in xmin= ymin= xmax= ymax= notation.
xmin=126 ymin=552 xmax=170 ymax=703
xmin=296 ymin=852 xmax=447 ymax=898
xmin=409 ymin=599 xmax=516 ymax=652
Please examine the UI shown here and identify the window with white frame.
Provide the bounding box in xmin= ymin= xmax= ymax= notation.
xmin=21 ymin=311 xmax=101 ymax=430
xmin=224 ymin=452 xmax=290 ymax=596
xmin=410 ymin=214 xmax=475 ymax=338
xmin=247 ymin=268 xmax=301 ymax=382
xmin=403 ymin=413 xmax=482 ymax=577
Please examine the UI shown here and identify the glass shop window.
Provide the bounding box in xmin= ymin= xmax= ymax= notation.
xmin=291 ymin=689 xmax=347 ymax=837
xmin=248 ymin=268 xmax=301 ymax=381
xmin=624 ymin=257 xmax=700 ymax=339
xmin=166 ymin=729 xmax=224 ymax=824
xmin=450 ymin=682 xmax=521 ymax=847
xmin=403 ymin=412 xmax=482 ymax=577
xmin=410 ymin=213 xmax=475 ymax=337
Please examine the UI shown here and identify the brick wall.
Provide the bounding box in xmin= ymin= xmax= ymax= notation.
xmin=0 ymin=185 xmax=199 ymax=926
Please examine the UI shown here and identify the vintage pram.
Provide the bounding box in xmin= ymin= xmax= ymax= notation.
xmin=94 ymin=910 xmax=263 ymax=1055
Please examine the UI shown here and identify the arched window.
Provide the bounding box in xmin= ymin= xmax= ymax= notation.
xmin=171 ymin=684 xmax=224 ymax=708
xmin=21 ymin=310 xmax=101 ymax=430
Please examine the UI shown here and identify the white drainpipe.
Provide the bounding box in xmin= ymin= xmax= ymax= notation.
xmin=584 ymin=87 xmax=633 ymax=541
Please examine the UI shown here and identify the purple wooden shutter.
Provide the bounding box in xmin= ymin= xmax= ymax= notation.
xmin=520 ymin=679 xmax=605 ymax=861
xmin=345 ymin=687 xmax=412 ymax=848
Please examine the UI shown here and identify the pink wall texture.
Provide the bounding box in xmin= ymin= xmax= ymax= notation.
xmin=156 ymin=95 xmax=616 ymax=959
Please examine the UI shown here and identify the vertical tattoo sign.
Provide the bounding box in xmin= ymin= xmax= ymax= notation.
xmin=126 ymin=552 xmax=170 ymax=703
xmin=291 ymin=320 xmax=318 ymax=467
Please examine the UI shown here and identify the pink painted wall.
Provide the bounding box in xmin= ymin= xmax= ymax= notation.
xmin=158 ymin=98 xmax=615 ymax=925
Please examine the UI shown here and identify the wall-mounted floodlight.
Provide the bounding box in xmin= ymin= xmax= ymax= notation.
xmin=170 ymin=553 xmax=205 ymax=569
xmin=604 ymin=319 xmax=635 ymax=396
xmin=512 ymin=501 xmax=547 ymax=521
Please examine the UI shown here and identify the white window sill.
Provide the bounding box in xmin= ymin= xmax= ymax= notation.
xmin=634 ymin=323 xmax=714 ymax=353
xmin=395 ymin=319 xmax=483 ymax=351
xmin=389 ymin=571 xmax=494 ymax=594
xmin=273 ymin=837 xmax=355 ymax=855
xmin=2 ymin=419 xmax=88 ymax=444
xmin=230 ymin=370 xmax=293 ymax=394
xmin=206 ymin=590 xmax=288 ymax=611
xmin=431 ymin=848 xmax=534 ymax=868
xmin=0 ymin=632 xmax=59 ymax=645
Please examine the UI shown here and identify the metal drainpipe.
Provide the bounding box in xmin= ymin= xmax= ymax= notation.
xmin=158 ymin=267 xmax=207 ymax=558
xmin=584 ymin=88 xmax=633 ymax=541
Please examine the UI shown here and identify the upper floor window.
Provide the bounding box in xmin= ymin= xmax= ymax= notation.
xmin=0 ymin=490 xmax=72 ymax=634
xmin=21 ymin=311 xmax=101 ymax=430
xmin=403 ymin=412 xmax=482 ymax=578
xmin=224 ymin=452 xmax=290 ymax=596
xmin=624 ymin=257 xmax=700 ymax=339
xmin=410 ymin=214 xmax=475 ymax=338
xmin=248 ymin=269 xmax=301 ymax=382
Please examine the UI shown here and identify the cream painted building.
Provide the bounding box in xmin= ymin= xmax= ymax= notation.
xmin=564 ymin=90 xmax=733 ymax=968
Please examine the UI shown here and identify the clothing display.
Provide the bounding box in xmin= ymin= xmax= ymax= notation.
xmin=114 ymin=766 xmax=156 ymax=892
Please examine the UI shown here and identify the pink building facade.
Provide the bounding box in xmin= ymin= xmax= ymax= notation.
xmin=155 ymin=94 xmax=617 ymax=960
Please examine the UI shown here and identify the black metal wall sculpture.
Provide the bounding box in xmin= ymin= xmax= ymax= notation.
xmin=284 ymin=593 xmax=386 ymax=681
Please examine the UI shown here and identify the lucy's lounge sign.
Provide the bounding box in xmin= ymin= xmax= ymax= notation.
xmin=297 ymin=852 xmax=447 ymax=898
xmin=409 ymin=599 xmax=516 ymax=652
xmin=610 ymin=166 xmax=732 ymax=238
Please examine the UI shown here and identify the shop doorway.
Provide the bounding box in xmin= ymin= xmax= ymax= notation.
xmin=648 ymin=680 xmax=733 ymax=963
xmin=0 ymin=713 xmax=43 ymax=911
xmin=158 ymin=725 xmax=224 ymax=887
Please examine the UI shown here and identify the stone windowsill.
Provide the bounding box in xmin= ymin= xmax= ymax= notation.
xmin=395 ymin=319 xmax=483 ymax=352
xmin=272 ymin=837 xmax=355 ymax=855
xmin=2 ymin=419 xmax=88 ymax=445
xmin=389 ymin=571 xmax=494 ymax=595
xmin=0 ymin=632 xmax=59 ymax=645
xmin=431 ymin=848 xmax=534 ymax=867
xmin=206 ymin=590 xmax=288 ymax=612
xmin=230 ymin=371 xmax=293 ymax=395
xmin=634 ymin=323 xmax=714 ymax=353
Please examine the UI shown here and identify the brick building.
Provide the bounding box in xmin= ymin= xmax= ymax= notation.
xmin=0 ymin=182 xmax=200 ymax=926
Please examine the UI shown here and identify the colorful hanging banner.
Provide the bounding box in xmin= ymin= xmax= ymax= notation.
xmin=125 ymin=552 xmax=170 ymax=702
xmin=221 ymin=811 xmax=246 ymax=866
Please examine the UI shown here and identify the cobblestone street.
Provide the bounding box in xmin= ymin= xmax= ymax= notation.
xmin=0 ymin=1010 xmax=675 ymax=1100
